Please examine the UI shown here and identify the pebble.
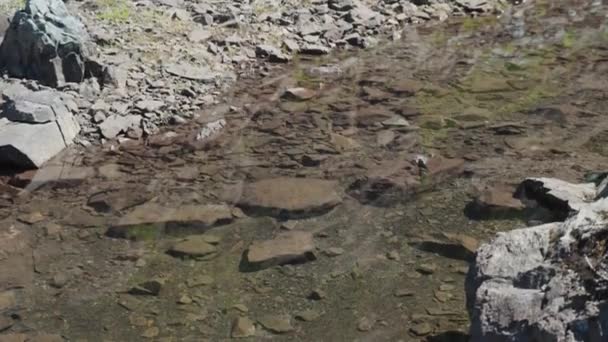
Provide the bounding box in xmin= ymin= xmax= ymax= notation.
xmin=308 ymin=289 xmax=326 ymax=300
xmin=387 ymin=250 xmax=400 ymax=260
xmin=410 ymin=322 xmax=432 ymax=336
xmin=141 ymin=327 xmax=160 ymax=338
xmin=394 ymin=288 xmax=415 ymax=297
xmin=232 ymin=317 xmax=256 ymax=338
xmin=295 ymin=309 xmax=321 ymax=322
xmin=357 ymin=317 xmax=373 ymax=332
xmin=178 ymin=294 xmax=193 ymax=304
xmin=324 ymin=247 xmax=345 ymax=257
xmin=416 ymin=263 xmax=437 ymax=275
xmin=258 ymin=315 xmax=294 ymax=334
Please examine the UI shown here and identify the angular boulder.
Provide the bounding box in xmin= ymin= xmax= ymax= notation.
xmin=467 ymin=177 xmax=608 ymax=342
xmin=0 ymin=83 xmax=80 ymax=168
xmin=0 ymin=0 xmax=93 ymax=86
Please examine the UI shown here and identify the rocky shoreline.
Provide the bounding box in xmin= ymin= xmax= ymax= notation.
xmin=467 ymin=177 xmax=608 ymax=341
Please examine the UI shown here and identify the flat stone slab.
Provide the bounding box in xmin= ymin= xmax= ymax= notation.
xmin=236 ymin=178 xmax=342 ymax=218
xmin=243 ymin=231 xmax=315 ymax=271
xmin=107 ymin=203 xmax=233 ymax=239
xmin=168 ymin=235 xmax=218 ymax=259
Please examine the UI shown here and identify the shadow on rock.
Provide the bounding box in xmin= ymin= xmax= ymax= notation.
xmin=426 ymin=331 xmax=469 ymax=342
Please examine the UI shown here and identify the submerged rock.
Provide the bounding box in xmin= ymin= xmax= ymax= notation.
xmin=243 ymin=231 xmax=316 ymax=271
xmin=235 ymin=178 xmax=342 ymax=218
xmin=467 ymin=176 xmax=608 ymax=342
xmin=107 ymin=203 xmax=233 ymax=239
xmin=0 ymin=0 xmax=94 ymax=86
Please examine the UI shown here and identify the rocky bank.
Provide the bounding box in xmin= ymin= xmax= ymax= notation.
xmin=467 ymin=177 xmax=608 ymax=341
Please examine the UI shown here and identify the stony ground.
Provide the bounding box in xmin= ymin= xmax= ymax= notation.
xmin=2 ymin=0 xmax=608 ymax=341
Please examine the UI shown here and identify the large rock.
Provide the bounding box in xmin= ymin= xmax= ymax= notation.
xmin=234 ymin=178 xmax=342 ymax=218
xmin=467 ymin=177 xmax=608 ymax=342
xmin=242 ymin=231 xmax=316 ymax=271
xmin=107 ymin=203 xmax=233 ymax=239
xmin=0 ymin=84 xmax=80 ymax=168
xmin=0 ymin=0 xmax=93 ymax=86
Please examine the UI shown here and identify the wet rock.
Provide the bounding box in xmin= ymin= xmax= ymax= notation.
xmin=50 ymin=272 xmax=68 ymax=288
xmin=394 ymin=288 xmax=414 ymax=297
xmin=141 ymin=326 xmax=160 ymax=338
xmin=232 ymin=317 xmax=256 ymax=338
xmin=324 ymin=247 xmax=344 ymax=257
xmin=168 ymin=235 xmax=218 ymax=259
xmin=282 ymin=87 xmax=316 ymax=101
xmin=467 ymin=177 xmax=608 ymax=342
xmin=235 ymin=178 xmax=342 ymax=218
xmin=376 ymin=130 xmax=396 ymax=147
xmin=308 ymin=289 xmax=326 ymax=300
xmin=0 ymin=85 xmax=80 ymax=168
xmin=186 ymin=275 xmax=214 ymax=287
xmin=0 ymin=0 xmax=93 ymax=86
xmin=243 ymin=231 xmax=315 ymax=271
xmin=258 ymin=315 xmax=294 ymax=334
xmin=410 ymin=322 xmax=432 ymax=336
xmin=416 ymin=263 xmax=437 ymax=275
xmin=413 ymin=233 xmax=479 ymax=261
xmin=466 ymin=183 xmax=525 ymax=219
xmin=348 ymin=159 xmax=420 ymax=205
xmin=107 ymin=203 xmax=233 ymax=239
xmin=295 ymin=309 xmax=321 ymax=322
xmin=87 ymin=188 xmax=150 ymax=213
xmin=357 ymin=317 xmax=373 ymax=332
xmin=129 ymin=280 xmax=163 ymax=296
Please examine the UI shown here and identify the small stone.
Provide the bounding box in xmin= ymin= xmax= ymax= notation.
xmin=433 ymin=290 xmax=452 ymax=303
xmin=324 ymin=247 xmax=344 ymax=257
xmin=282 ymin=87 xmax=316 ymax=101
xmin=357 ymin=317 xmax=373 ymax=332
xmin=387 ymin=250 xmax=400 ymax=260
xmin=202 ymin=235 xmax=221 ymax=245
xmin=141 ymin=326 xmax=160 ymax=338
xmin=18 ymin=212 xmax=45 ymax=224
xmin=258 ymin=315 xmax=294 ymax=334
xmin=186 ymin=275 xmax=214 ymax=287
xmin=129 ymin=280 xmax=163 ymax=296
xmin=439 ymin=284 xmax=455 ymax=291
xmin=178 ymin=294 xmax=193 ymax=304
xmin=308 ymin=289 xmax=326 ymax=300
xmin=232 ymin=304 xmax=249 ymax=313
xmin=416 ymin=263 xmax=437 ymax=275
xmin=280 ymin=221 xmax=298 ymax=230
xmin=129 ymin=313 xmax=149 ymax=327
xmin=232 ymin=317 xmax=256 ymax=338
xmin=394 ymin=289 xmax=414 ymax=297
xmin=168 ymin=236 xmax=218 ymax=259
xmin=295 ymin=309 xmax=321 ymax=322
xmin=410 ymin=322 xmax=432 ymax=336
xmin=50 ymin=273 xmax=68 ymax=288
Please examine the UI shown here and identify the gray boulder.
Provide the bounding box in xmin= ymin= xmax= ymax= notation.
xmin=467 ymin=177 xmax=608 ymax=342
xmin=0 ymin=83 xmax=80 ymax=168
xmin=0 ymin=0 xmax=93 ymax=87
